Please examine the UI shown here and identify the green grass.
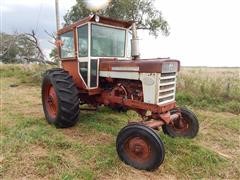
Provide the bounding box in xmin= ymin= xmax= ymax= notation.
xmin=1 ymin=64 xmax=240 ymax=179
xmin=0 ymin=64 xmax=55 ymax=85
xmin=2 ymin=107 xmax=237 ymax=179
xmin=162 ymin=135 xmax=227 ymax=179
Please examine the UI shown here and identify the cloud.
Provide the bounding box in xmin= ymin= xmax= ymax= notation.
xmin=1 ymin=0 xmax=76 ymax=60
xmin=0 ymin=5 xmax=13 ymax=12
xmin=2 ymin=0 xmax=52 ymax=7
xmin=1 ymin=0 xmax=76 ymax=36
xmin=1 ymin=0 xmax=77 ymax=12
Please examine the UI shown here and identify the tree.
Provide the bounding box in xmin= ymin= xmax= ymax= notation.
xmin=64 ymin=0 xmax=170 ymax=37
xmin=0 ymin=33 xmax=18 ymax=63
xmin=49 ymin=47 xmax=58 ymax=62
xmin=0 ymin=31 xmax=56 ymax=64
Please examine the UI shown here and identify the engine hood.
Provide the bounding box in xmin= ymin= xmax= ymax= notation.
xmin=99 ymin=58 xmax=180 ymax=73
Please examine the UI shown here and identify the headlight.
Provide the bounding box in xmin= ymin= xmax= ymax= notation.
xmin=162 ymin=62 xmax=178 ymax=73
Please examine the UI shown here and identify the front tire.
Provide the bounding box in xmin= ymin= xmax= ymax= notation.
xmin=42 ymin=68 xmax=80 ymax=128
xmin=162 ymin=107 xmax=199 ymax=138
xmin=116 ymin=124 xmax=165 ymax=171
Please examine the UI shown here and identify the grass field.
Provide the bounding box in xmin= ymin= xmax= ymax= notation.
xmin=177 ymin=67 xmax=240 ymax=114
xmin=1 ymin=65 xmax=240 ymax=179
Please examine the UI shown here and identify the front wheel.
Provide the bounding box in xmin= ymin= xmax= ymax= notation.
xmin=162 ymin=107 xmax=199 ymax=138
xmin=116 ymin=124 xmax=165 ymax=171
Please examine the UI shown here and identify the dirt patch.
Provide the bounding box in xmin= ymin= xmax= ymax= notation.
xmin=99 ymin=165 xmax=177 ymax=180
xmin=196 ymin=109 xmax=240 ymax=159
xmin=26 ymin=144 xmax=48 ymax=157
xmin=2 ymin=79 xmax=42 ymax=119
xmin=2 ymin=144 xmax=48 ymax=179
xmin=199 ymin=143 xmax=234 ymax=160
xmin=62 ymin=127 xmax=113 ymax=146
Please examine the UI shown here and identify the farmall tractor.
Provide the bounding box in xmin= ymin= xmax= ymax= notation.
xmin=42 ymin=15 xmax=199 ymax=171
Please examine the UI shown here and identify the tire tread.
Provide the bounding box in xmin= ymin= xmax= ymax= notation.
xmin=42 ymin=68 xmax=80 ymax=128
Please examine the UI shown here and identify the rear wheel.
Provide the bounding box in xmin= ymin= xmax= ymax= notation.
xmin=162 ymin=107 xmax=199 ymax=138
xmin=42 ymin=68 xmax=80 ymax=128
xmin=116 ymin=124 xmax=165 ymax=171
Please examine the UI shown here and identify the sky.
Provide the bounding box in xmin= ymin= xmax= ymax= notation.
xmin=1 ymin=0 xmax=240 ymax=67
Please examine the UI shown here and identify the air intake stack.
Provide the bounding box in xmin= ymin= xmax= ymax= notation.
xmin=131 ymin=23 xmax=140 ymax=60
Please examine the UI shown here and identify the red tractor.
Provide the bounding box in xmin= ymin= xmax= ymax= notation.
xmin=42 ymin=15 xmax=199 ymax=171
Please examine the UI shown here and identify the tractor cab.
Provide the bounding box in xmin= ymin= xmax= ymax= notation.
xmin=57 ymin=14 xmax=133 ymax=90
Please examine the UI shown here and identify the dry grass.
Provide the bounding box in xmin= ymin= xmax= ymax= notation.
xmin=179 ymin=67 xmax=240 ymax=100
xmin=177 ymin=67 xmax=240 ymax=114
xmin=1 ymin=64 xmax=240 ymax=179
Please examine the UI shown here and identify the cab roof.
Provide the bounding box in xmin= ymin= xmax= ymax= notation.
xmin=58 ymin=14 xmax=133 ymax=35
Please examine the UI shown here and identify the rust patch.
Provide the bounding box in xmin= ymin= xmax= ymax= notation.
xmin=99 ymin=58 xmax=180 ymax=73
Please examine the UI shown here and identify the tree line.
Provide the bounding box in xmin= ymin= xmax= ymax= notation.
xmin=0 ymin=31 xmax=56 ymax=64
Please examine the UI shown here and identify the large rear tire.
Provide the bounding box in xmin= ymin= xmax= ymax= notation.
xmin=42 ymin=68 xmax=80 ymax=128
xmin=116 ymin=124 xmax=165 ymax=171
xmin=162 ymin=107 xmax=199 ymax=138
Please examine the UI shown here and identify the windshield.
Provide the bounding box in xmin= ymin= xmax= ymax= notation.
xmin=91 ymin=24 xmax=126 ymax=57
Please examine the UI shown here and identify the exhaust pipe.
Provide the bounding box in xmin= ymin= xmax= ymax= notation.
xmin=131 ymin=22 xmax=140 ymax=60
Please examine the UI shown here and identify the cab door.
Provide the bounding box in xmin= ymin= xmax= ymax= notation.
xmin=89 ymin=58 xmax=98 ymax=88
xmin=77 ymin=24 xmax=89 ymax=88
xmin=77 ymin=23 xmax=99 ymax=90
xmin=59 ymin=29 xmax=88 ymax=89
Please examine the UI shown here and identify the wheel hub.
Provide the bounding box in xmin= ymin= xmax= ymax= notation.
xmin=173 ymin=117 xmax=189 ymax=131
xmin=44 ymin=84 xmax=58 ymax=119
xmin=125 ymin=137 xmax=151 ymax=162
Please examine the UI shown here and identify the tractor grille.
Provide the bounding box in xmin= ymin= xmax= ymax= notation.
xmin=158 ymin=72 xmax=176 ymax=105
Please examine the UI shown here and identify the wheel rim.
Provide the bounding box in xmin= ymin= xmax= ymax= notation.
xmin=44 ymin=83 xmax=58 ymax=119
xmin=124 ymin=136 xmax=151 ymax=163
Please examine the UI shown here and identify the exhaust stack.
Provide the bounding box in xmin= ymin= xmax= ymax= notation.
xmin=131 ymin=23 xmax=140 ymax=60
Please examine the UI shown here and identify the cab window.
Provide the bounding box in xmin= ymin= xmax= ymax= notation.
xmin=60 ymin=31 xmax=74 ymax=58
xmin=91 ymin=24 xmax=126 ymax=57
xmin=78 ymin=25 xmax=88 ymax=57
xmin=79 ymin=62 xmax=88 ymax=85
xmin=90 ymin=59 xmax=98 ymax=87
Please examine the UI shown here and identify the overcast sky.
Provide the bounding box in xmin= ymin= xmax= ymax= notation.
xmin=1 ymin=0 xmax=240 ymax=67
